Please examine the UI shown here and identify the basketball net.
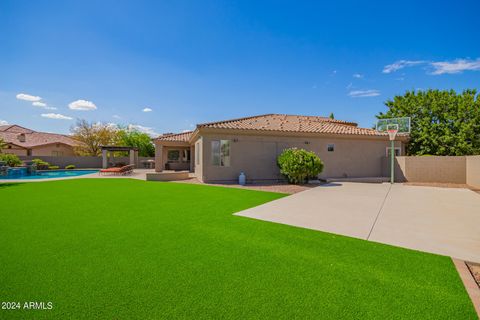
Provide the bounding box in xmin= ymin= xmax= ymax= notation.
xmin=387 ymin=129 xmax=398 ymax=141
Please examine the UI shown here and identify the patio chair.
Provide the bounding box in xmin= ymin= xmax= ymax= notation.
xmin=99 ymin=164 xmax=135 ymax=175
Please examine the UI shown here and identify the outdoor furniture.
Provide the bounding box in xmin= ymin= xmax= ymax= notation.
xmin=99 ymin=164 xmax=135 ymax=175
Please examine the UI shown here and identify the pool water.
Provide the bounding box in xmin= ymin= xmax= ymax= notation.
xmin=2 ymin=169 xmax=99 ymax=180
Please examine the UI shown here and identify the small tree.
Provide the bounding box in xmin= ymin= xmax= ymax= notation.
xmin=71 ymin=120 xmax=119 ymax=156
xmin=116 ymin=129 xmax=155 ymax=157
xmin=0 ymin=137 xmax=7 ymax=153
xmin=329 ymin=112 xmax=335 ymax=119
xmin=0 ymin=154 xmax=22 ymax=167
xmin=277 ymin=148 xmax=324 ymax=184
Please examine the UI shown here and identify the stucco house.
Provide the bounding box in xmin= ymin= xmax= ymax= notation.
xmin=0 ymin=124 xmax=78 ymax=156
xmin=154 ymin=114 xmax=407 ymax=183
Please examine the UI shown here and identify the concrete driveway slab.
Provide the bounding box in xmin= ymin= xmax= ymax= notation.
xmin=235 ymin=182 xmax=480 ymax=262
xmin=236 ymin=182 xmax=390 ymax=239
xmin=369 ymin=184 xmax=480 ymax=263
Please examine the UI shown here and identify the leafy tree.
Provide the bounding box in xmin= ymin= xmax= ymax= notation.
xmin=329 ymin=112 xmax=335 ymax=119
xmin=0 ymin=137 xmax=7 ymax=153
xmin=0 ymin=153 xmax=22 ymax=167
xmin=377 ymin=89 xmax=480 ymax=156
xmin=117 ymin=129 xmax=155 ymax=157
xmin=277 ymin=148 xmax=324 ymax=184
xmin=71 ymin=120 xmax=119 ymax=156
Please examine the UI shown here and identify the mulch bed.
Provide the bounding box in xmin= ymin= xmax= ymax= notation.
xmin=466 ymin=262 xmax=480 ymax=288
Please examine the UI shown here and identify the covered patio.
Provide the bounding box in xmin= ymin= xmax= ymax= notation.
xmin=154 ymin=140 xmax=194 ymax=172
xmin=101 ymin=146 xmax=139 ymax=169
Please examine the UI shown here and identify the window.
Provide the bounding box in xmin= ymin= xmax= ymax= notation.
xmin=327 ymin=144 xmax=335 ymax=152
xmin=386 ymin=147 xmax=401 ymax=157
xmin=211 ymin=140 xmax=230 ymax=166
xmin=51 ymin=151 xmax=63 ymax=156
xmin=167 ymin=150 xmax=180 ymax=161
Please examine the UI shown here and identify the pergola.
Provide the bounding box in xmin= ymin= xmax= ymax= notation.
xmin=100 ymin=146 xmax=139 ymax=169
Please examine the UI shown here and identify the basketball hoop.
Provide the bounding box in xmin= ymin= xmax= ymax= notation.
xmin=386 ymin=124 xmax=399 ymax=141
xmin=387 ymin=129 xmax=398 ymax=141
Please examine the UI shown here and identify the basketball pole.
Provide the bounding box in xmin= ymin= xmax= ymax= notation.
xmin=390 ymin=139 xmax=394 ymax=184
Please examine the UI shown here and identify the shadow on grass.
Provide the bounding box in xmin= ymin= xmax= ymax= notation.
xmin=0 ymin=182 xmax=25 ymax=189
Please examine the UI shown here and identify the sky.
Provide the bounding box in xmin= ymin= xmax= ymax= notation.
xmin=1 ymin=0 xmax=479 ymax=136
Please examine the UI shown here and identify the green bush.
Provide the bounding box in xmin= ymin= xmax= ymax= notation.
xmin=65 ymin=165 xmax=76 ymax=169
xmin=0 ymin=154 xmax=22 ymax=167
xmin=31 ymin=158 xmax=50 ymax=170
xmin=48 ymin=166 xmax=60 ymax=170
xmin=277 ymin=148 xmax=324 ymax=184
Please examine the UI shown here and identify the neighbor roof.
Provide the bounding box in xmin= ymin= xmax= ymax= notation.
xmin=154 ymin=114 xmax=397 ymax=143
xmin=0 ymin=124 xmax=79 ymax=149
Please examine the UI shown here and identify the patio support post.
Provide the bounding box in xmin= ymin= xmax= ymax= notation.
xmin=102 ymin=149 xmax=108 ymax=169
xmin=129 ymin=149 xmax=135 ymax=167
xmin=155 ymin=145 xmax=163 ymax=172
xmin=190 ymin=145 xmax=194 ymax=172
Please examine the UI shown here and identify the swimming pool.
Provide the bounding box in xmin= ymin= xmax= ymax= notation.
xmin=2 ymin=169 xmax=99 ymax=180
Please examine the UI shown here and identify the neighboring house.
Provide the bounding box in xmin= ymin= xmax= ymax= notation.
xmin=154 ymin=114 xmax=408 ymax=182
xmin=0 ymin=124 xmax=78 ymax=156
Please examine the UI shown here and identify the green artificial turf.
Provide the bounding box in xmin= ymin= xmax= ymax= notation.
xmin=0 ymin=179 xmax=477 ymax=319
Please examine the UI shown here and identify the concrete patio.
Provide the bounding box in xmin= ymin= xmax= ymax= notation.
xmin=235 ymin=182 xmax=480 ymax=263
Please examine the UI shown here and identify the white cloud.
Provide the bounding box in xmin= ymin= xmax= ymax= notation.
xmin=353 ymin=73 xmax=364 ymax=78
xmin=32 ymin=101 xmax=57 ymax=110
xmin=68 ymin=99 xmax=97 ymax=111
xmin=128 ymin=124 xmax=159 ymax=137
xmin=41 ymin=113 xmax=73 ymax=120
xmin=0 ymin=120 xmax=8 ymax=125
xmin=142 ymin=107 xmax=153 ymax=112
xmin=382 ymin=60 xmax=425 ymax=73
xmin=348 ymin=89 xmax=380 ymax=98
xmin=112 ymin=114 xmax=121 ymax=119
xmin=16 ymin=93 xmax=42 ymax=102
xmin=430 ymin=58 xmax=480 ymax=75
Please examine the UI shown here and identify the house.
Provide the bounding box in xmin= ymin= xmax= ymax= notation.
xmin=0 ymin=124 xmax=78 ymax=156
xmin=154 ymin=114 xmax=408 ymax=182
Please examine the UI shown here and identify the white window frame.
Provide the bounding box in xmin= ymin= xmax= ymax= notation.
xmin=385 ymin=147 xmax=401 ymax=157
xmin=211 ymin=140 xmax=230 ymax=167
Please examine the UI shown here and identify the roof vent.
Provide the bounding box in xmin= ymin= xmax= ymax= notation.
xmin=17 ymin=133 xmax=26 ymax=142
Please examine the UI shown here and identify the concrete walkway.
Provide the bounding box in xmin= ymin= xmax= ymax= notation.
xmin=235 ymin=182 xmax=480 ymax=262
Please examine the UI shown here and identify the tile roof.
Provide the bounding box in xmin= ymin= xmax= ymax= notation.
xmin=198 ymin=114 xmax=386 ymax=137
xmin=0 ymin=125 xmax=79 ymax=148
xmin=155 ymin=131 xmax=194 ymax=142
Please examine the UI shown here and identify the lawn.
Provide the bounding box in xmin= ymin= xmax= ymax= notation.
xmin=0 ymin=179 xmax=476 ymax=319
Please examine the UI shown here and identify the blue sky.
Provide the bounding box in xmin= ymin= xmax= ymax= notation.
xmin=1 ymin=0 xmax=479 ymax=135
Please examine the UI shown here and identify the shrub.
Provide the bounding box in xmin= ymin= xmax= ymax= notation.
xmin=48 ymin=166 xmax=60 ymax=170
xmin=65 ymin=165 xmax=76 ymax=169
xmin=277 ymin=148 xmax=324 ymax=184
xmin=0 ymin=154 xmax=22 ymax=167
xmin=31 ymin=158 xmax=50 ymax=170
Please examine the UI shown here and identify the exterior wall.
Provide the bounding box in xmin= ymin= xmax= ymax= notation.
xmin=31 ymin=144 xmax=76 ymax=156
xmin=18 ymin=156 xmax=153 ymax=168
xmin=1 ymin=144 xmax=28 ymax=156
xmin=383 ymin=156 xmax=467 ymax=184
xmin=466 ymin=156 xmax=480 ymax=189
xmin=200 ymin=132 xmax=402 ymax=183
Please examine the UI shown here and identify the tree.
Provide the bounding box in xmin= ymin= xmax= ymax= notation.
xmin=277 ymin=148 xmax=324 ymax=184
xmin=0 ymin=137 xmax=7 ymax=153
xmin=377 ymin=89 xmax=480 ymax=156
xmin=71 ymin=120 xmax=119 ymax=156
xmin=329 ymin=112 xmax=335 ymax=119
xmin=117 ymin=129 xmax=155 ymax=157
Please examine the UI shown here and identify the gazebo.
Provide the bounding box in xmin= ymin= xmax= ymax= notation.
xmin=100 ymin=146 xmax=139 ymax=169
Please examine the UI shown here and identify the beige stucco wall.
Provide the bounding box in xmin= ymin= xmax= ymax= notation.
xmin=466 ymin=156 xmax=480 ymax=189
xmin=1 ymin=144 xmax=28 ymax=156
xmin=31 ymin=144 xmax=76 ymax=156
xmin=199 ymin=132 xmax=402 ymax=183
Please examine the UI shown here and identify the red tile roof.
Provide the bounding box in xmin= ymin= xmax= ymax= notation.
xmin=0 ymin=125 xmax=79 ymax=148
xmin=155 ymin=131 xmax=194 ymax=142
xmin=198 ymin=114 xmax=386 ymax=136
xmin=154 ymin=114 xmax=404 ymax=143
